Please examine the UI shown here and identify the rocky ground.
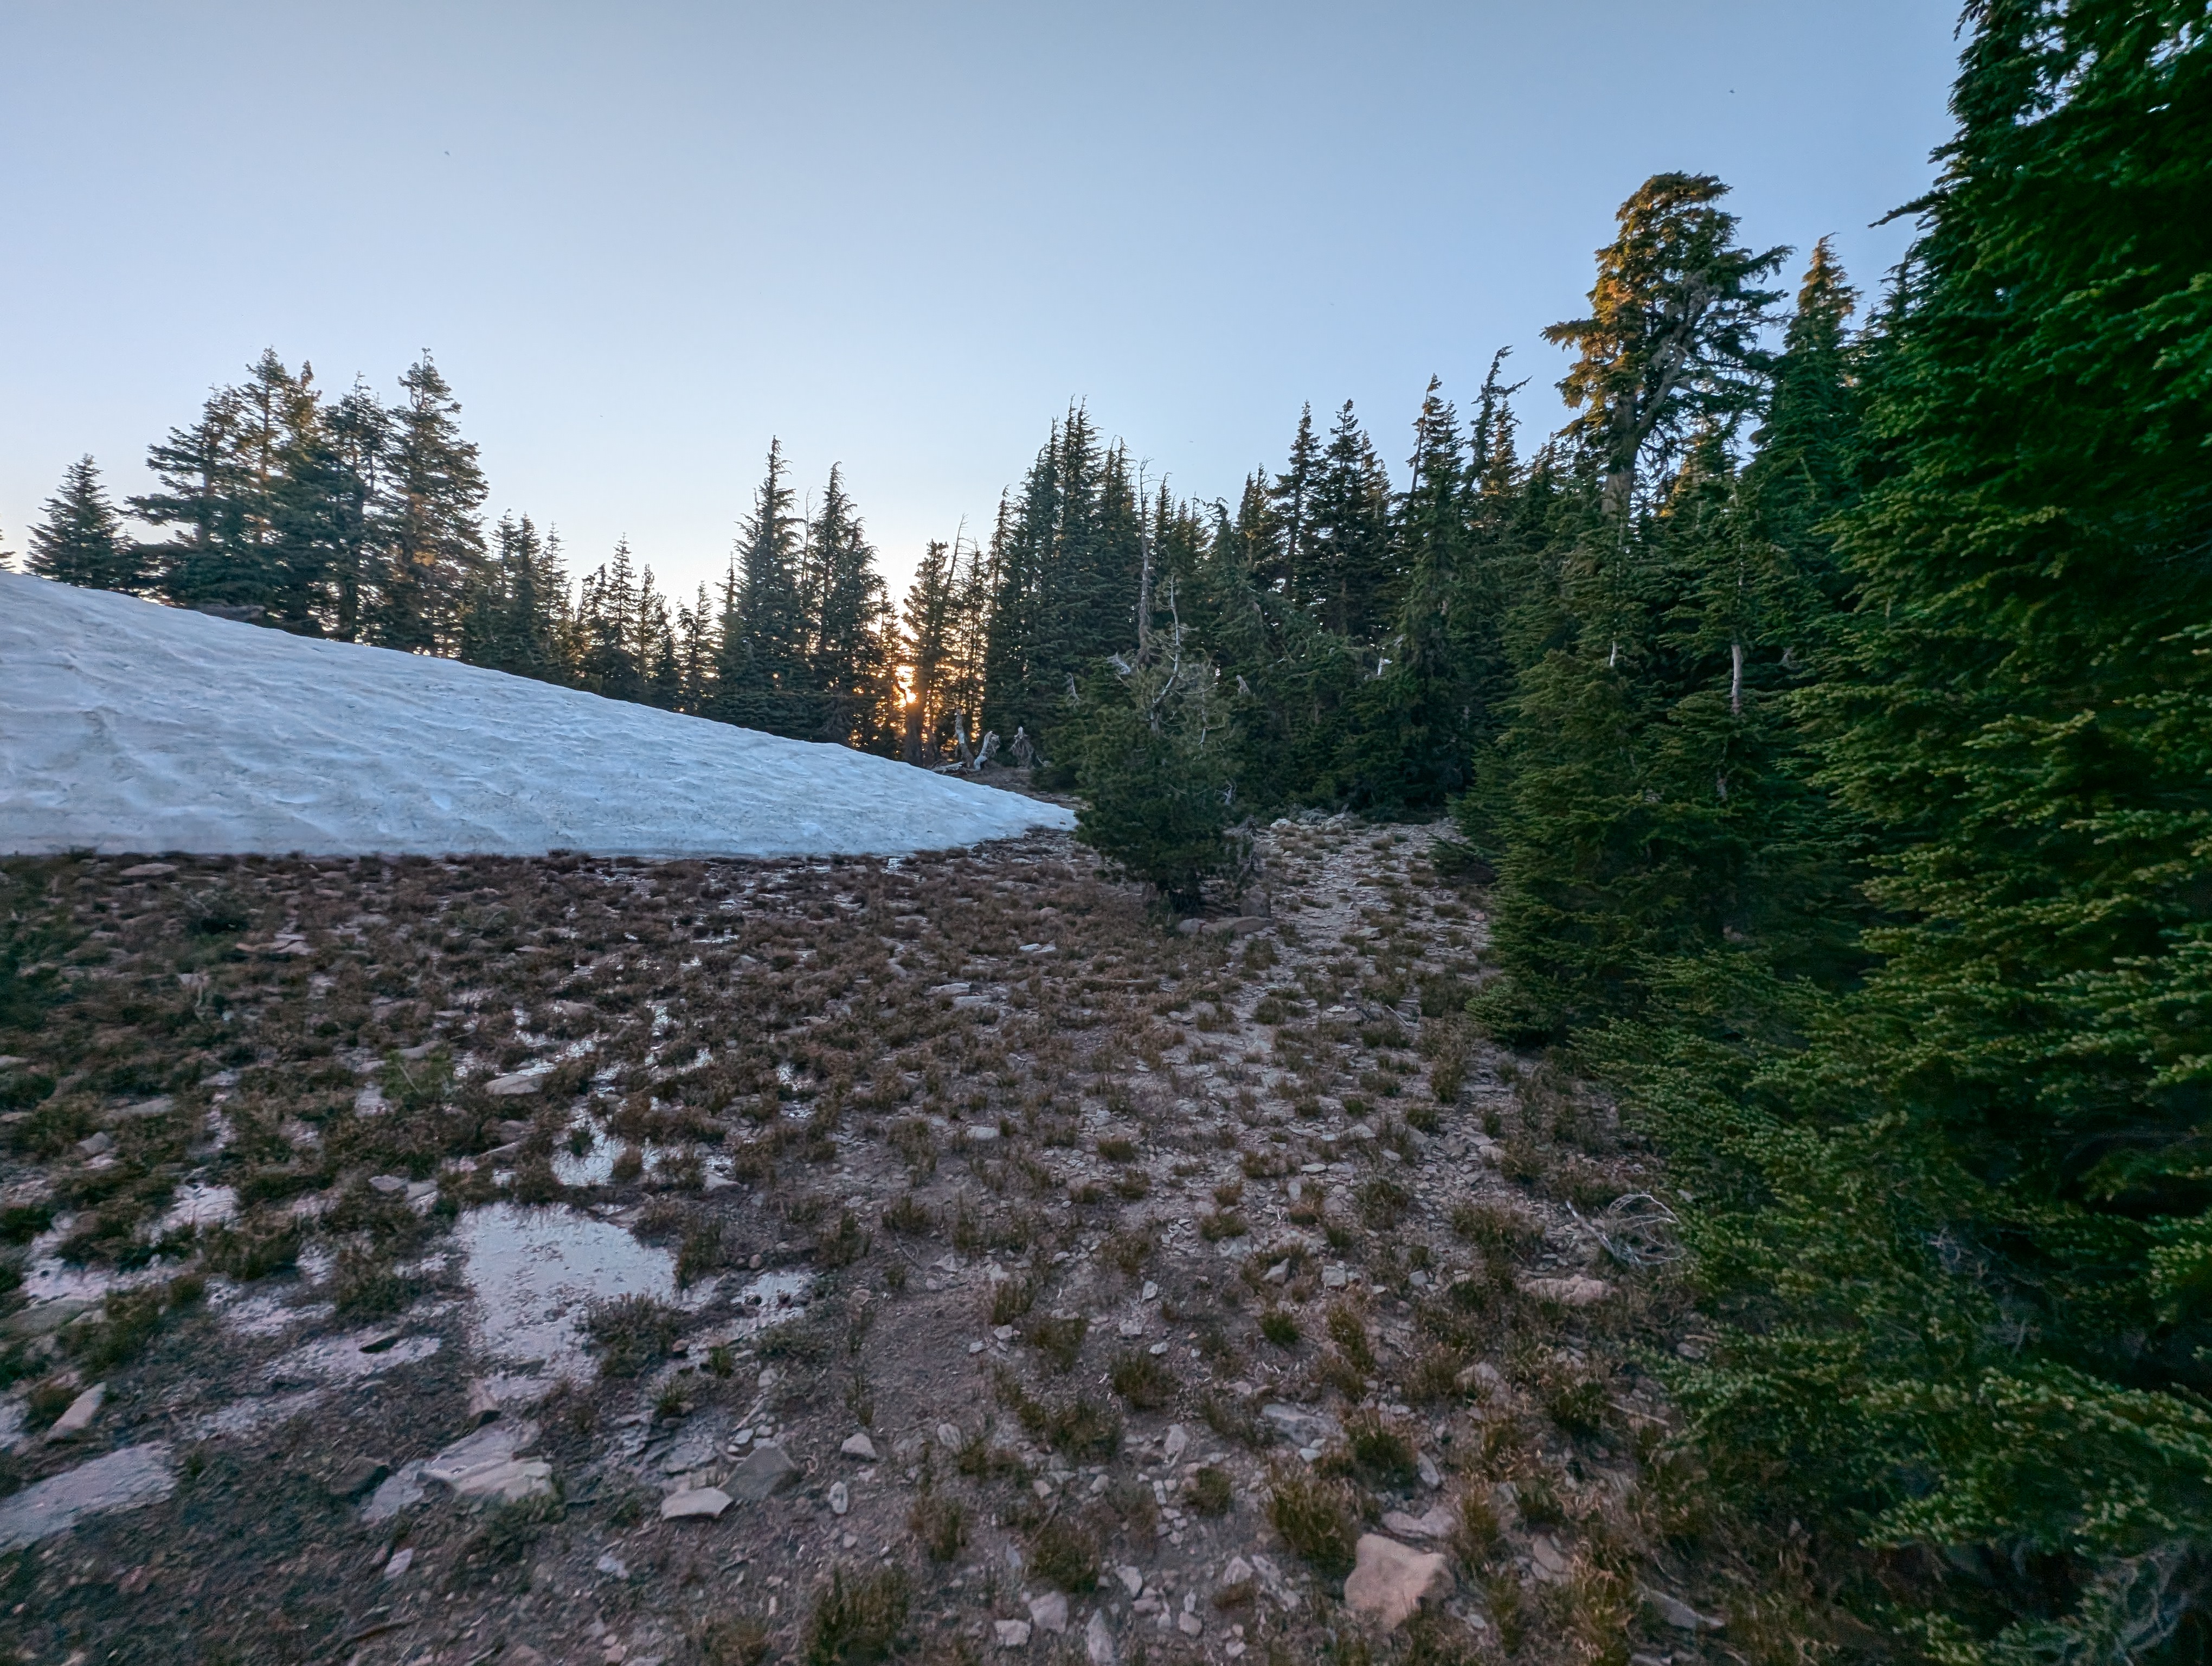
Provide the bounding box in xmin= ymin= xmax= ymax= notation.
xmin=0 ymin=815 xmax=1789 ymax=1666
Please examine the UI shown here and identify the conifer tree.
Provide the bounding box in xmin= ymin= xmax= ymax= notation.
xmin=577 ymin=540 xmax=645 ymax=702
xmin=1265 ymin=405 xmax=1320 ymax=599
xmin=27 ymin=456 xmax=144 ymax=592
xmin=371 ymin=355 xmax=486 ymax=653
xmin=806 ymin=465 xmax=894 ymax=749
xmin=1544 ymin=174 xmax=1786 ymax=517
xmin=712 ymin=440 xmax=811 ymax=735
xmin=901 ymin=537 xmax=959 ymax=764
xmin=1662 ymin=12 xmax=2212 ymax=1655
xmin=318 ymin=380 xmax=391 ymax=642
xmin=1303 ymin=401 xmax=1397 ymax=640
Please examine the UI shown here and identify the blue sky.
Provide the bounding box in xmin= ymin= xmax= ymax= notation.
xmin=0 ymin=2 xmax=1963 ymax=604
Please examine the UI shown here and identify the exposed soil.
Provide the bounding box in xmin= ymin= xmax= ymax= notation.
xmin=0 ymin=817 xmax=1765 ymax=1666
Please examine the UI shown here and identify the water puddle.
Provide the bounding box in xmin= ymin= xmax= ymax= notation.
xmin=453 ymin=1202 xmax=715 ymax=1381
xmin=0 ymin=1444 xmax=175 ymax=1552
xmin=265 ymin=1325 xmax=442 ymax=1388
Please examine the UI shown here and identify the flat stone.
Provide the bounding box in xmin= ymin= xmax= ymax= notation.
xmin=725 ymin=1442 xmax=801 ymax=1502
xmin=368 ymin=1174 xmax=408 ymax=1194
xmin=993 ymin=1620 xmax=1032 ymax=1649
xmin=660 ymin=1486 xmax=733 ymax=1521
xmin=936 ymin=1422 xmax=964 ymax=1451
xmin=383 ymin=1546 xmax=414 ymax=1579
xmin=840 ymin=1432 xmax=878 ymax=1461
xmin=1028 ymin=1591 xmax=1069 ymax=1634
xmin=1085 ymin=1608 xmax=1117 ymax=1665
xmin=596 ymin=1551 xmax=629 ymax=1577
xmin=1530 ymin=1534 xmax=1571 ymax=1578
xmin=484 ymin=1072 xmax=543 ymax=1098
xmin=1379 ymin=1505 xmax=1455 ymax=1540
xmin=1162 ymin=1425 xmax=1188 ymax=1462
xmin=1115 ymin=1566 xmax=1144 ymax=1598
xmin=114 ymin=1096 xmax=175 ymax=1119
xmin=1259 ymin=1404 xmax=1341 ymax=1448
xmin=1220 ymin=1555 xmax=1255 ymax=1587
xmin=1177 ymin=1611 xmax=1204 ymax=1636
xmin=829 ymin=1482 xmax=850 ymax=1516
xmin=330 ymin=1457 xmax=391 ymax=1500
xmin=44 ymin=1383 xmax=105 ymax=1442
xmin=425 ymin=1421 xmax=552 ymax=1502
xmin=1343 ymin=1534 xmax=1452 ymax=1631
xmin=1643 ymin=1588 xmax=1724 ymax=1631
xmin=0 ymin=1444 xmax=175 ymax=1552
xmin=363 ymin=1460 xmax=427 ymax=1523
xmin=120 ymin=863 xmax=177 ymax=877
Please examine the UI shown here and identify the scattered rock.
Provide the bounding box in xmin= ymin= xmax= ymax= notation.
xmin=596 ymin=1552 xmax=629 ymax=1578
xmin=1176 ymin=1611 xmax=1204 ymax=1636
xmin=840 ymin=1432 xmax=878 ymax=1461
xmin=1029 ymin=1591 xmax=1069 ymax=1633
xmin=1417 ymin=1451 xmax=1442 ymax=1489
xmin=1343 ymin=1534 xmax=1452 ymax=1631
xmin=660 ymin=1487 xmax=733 ymax=1521
xmin=383 ymin=1547 xmax=414 ymax=1579
xmin=725 ymin=1442 xmax=800 ymax=1502
xmin=362 ymin=1461 xmax=427 ymax=1523
xmin=120 ymin=862 xmax=177 ymax=877
xmin=1221 ymin=1555 xmax=1255 ymax=1586
xmin=1115 ymin=1566 xmax=1144 ymax=1598
xmin=993 ymin=1620 xmax=1032 ymax=1649
xmin=484 ymin=1072 xmax=542 ymax=1098
xmin=329 ymin=1457 xmax=391 ymax=1500
xmin=1085 ymin=1608 xmax=1117 ymax=1665
xmin=828 ymin=1482 xmax=850 ymax=1516
xmin=1643 ymin=1588 xmax=1724 ymax=1631
xmin=1379 ymin=1505 xmax=1455 ymax=1540
xmin=44 ymin=1384 xmax=105 ymax=1442
xmin=76 ymin=1131 xmax=114 ymax=1158
xmin=936 ymin=1422 xmax=964 ymax=1451
xmin=1259 ymin=1404 xmax=1341 ymax=1448
xmin=0 ymin=1444 xmax=175 ymax=1552
xmin=1529 ymin=1534 xmax=1571 ymax=1579
xmin=368 ymin=1174 xmax=408 ymax=1194
xmin=425 ymin=1421 xmax=552 ymax=1503
xmin=466 ymin=1379 xmax=504 ymax=1425
xmin=1161 ymin=1424 xmax=1188 ymax=1462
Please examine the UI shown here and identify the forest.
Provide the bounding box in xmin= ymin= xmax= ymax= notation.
xmin=10 ymin=2 xmax=2211 ymax=1657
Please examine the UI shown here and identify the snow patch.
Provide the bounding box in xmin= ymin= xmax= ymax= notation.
xmin=0 ymin=573 xmax=1073 ymax=858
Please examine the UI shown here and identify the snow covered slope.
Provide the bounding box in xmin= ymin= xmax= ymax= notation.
xmin=0 ymin=573 xmax=1073 ymax=858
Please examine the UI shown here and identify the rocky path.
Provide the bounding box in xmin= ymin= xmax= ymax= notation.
xmin=0 ymin=817 xmax=1746 ymax=1666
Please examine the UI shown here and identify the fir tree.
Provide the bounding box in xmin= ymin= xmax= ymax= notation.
xmin=713 ymin=440 xmax=811 ymax=735
xmin=1665 ymin=10 xmax=2212 ymax=1655
xmin=1544 ymin=174 xmax=1787 ymax=517
xmin=902 ymin=537 xmax=959 ymax=764
xmin=27 ymin=456 xmax=144 ymax=592
xmin=1303 ymin=401 xmax=1397 ymax=640
xmin=806 ymin=465 xmax=894 ymax=749
xmin=371 ymin=355 xmax=486 ymax=653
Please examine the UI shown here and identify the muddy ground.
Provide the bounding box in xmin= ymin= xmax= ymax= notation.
xmin=0 ymin=816 xmax=1797 ymax=1666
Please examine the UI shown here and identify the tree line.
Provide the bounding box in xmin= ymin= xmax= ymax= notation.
xmin=12 ymin=357 xmax=991 ymax=761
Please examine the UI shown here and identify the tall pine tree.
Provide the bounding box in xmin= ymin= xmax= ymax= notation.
xmin=27 ymin=456 xmax=144 ymax=592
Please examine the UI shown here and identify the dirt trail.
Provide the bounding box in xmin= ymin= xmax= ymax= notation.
xmin=0 ymin=817 xmax=1733 ymax=1666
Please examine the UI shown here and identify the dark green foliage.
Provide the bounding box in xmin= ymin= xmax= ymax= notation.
xmin=27 ymin=456 xmax=145 ymax=592
xmin=1070 ymin=648 xmax=1240 ymax=912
